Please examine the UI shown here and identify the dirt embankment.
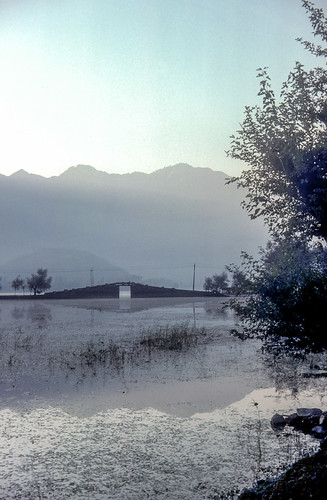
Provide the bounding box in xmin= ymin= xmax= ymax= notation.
xmin=239 ymin=437 xmax=327 ymax=499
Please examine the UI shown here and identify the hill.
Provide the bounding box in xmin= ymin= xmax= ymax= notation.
xmin=0 ymin=163 xmax=268 ymax=289
xmin=43 ymin=281 xmax=218 ymax=299
xmin=0 ymin=249 xmax=139 ymax=292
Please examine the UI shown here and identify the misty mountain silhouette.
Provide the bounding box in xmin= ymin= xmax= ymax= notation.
xmin=0 ymin=249 xmax=138 ymax=292
xmin=0 ymin=164 xmax=267 ymax=289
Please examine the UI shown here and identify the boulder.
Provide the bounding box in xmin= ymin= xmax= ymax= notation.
xmin=271 ymin=413 xmax=286 ymax=428
xmin=276 ymin=408 xmax=326 ymax=439
xmin=297 ymin=408 xmax=322 ymax=418
xmin=311 ymin=426 xmax=327 ymax=437
xmin=319 ymin=412 xmax=327 ymax=429
xmin=293 ymin=415 xmax=320 ymax=433
xmin=285 ymin=413 xmax=301 ymax=426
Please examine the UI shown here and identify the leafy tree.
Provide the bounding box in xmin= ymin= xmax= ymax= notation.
xmin=203 ymin=277 xmax=213 ymax=292
xmin=228 ymin=239 xmax=327 ymax=349
xmin=203 ymin=272 xmax=228 ymax=293
xmin=11 ymin=276 xmax=24 ymax=294
xmin=27 ymin=268 xmax=52 ymax=296
xmin=226 ymin=1 xmax=327 ymax=348
xmin=212 ymin=272 xmax=228 ymax=292
xmin=227 ymin=0 xmax=327 ymax=242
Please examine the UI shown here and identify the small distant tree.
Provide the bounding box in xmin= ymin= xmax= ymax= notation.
xmin=213 ymin=272 xmax=229 ymax=292
xmin=11 ymin=276 xmax=24 ymax=295
xmin=203 ymin=277 xmax=213 ymax=292
xmin=27 ymin=268 xmax=52 ymax=296
xmin=203 ymin=272 xmax=228 ymax=293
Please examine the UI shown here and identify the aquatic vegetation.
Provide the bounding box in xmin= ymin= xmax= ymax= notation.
xmin=139 ymin=323 xmax=207 ymax=352
xmin=60 ymin=323 xmax=208 ymax=379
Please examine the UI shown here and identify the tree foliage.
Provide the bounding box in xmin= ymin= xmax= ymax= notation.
xmin=11 ymin=276 xmax=25 ymax=294
xmin=229 ymin=269 xmax=252 ymax=295
xmin=297 ymin=0 xmax=327 ymax=58
xmin=226 ymin=1 xmax=327 ymax=349
xmin=27 ymin=268 xmax=52 ymax=296
xmin=203 ymin=272 xmax=228 ymax=293
xmin=228 ymin=240 xmax=327 ymax=349
xmin=227 ymin=0 xmax=327 ymax=241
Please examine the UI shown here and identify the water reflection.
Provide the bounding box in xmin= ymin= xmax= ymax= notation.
xmin=1 ymin=297 xmax=327 ymax=498
xmin=10 ymin=304 xmax=52 ymax=327
xmin=27 ymin=304 xmax=52 ymax=328
xmin=0 ymin=297 xmax=326 ymax=499
xmin=261 ymin=342 xmax=327 ymax=408
xmin=11 ymin=306 xmax=25 ymax=320
xmin=203 ymin=301 xmax=229 ymax=317
xmin=66 ymin=296 xmax=226 ymax=314
xmin=0 ymin=397 xmax=319 ymax=500
xmin=119 ymin=297 xmax=131 ymax=311
xmin=0 ymin=297 xmax=326 ymax=418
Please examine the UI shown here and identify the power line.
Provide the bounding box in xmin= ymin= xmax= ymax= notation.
xmin=125 ymin=265 xmax=194 ymax=271
xmin=0 ymin=264 xmax=223 ymax=276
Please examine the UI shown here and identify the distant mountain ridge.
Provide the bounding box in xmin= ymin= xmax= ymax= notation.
xmin=5 ymin=163 xmax=228 ymax=194
xmin=0 ymin=249 xmax=139 ymax=292
xmin=0 ymin=163 xmax=267 ymax=289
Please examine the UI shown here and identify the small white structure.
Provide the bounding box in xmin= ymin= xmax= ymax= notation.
xmin=119 ymin=285 xmax=131 ymax=299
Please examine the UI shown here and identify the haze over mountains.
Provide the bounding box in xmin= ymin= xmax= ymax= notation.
xmin=0 ymin=164 xmax=267 ymax=291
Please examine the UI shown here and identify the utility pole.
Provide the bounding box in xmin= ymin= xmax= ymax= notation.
xmin=90 ymin=269 xmax=94 ymax=287
xmin=192 ymin=264 xmax=196 ymax=292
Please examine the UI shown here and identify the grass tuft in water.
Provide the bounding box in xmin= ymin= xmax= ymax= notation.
xmin=139 ymin=323 xmax=207 ymax=352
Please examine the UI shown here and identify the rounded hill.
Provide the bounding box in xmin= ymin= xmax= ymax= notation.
xmin=0 ymin=249 xmax=138 ymax=292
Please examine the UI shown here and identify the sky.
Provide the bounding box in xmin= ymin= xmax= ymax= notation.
xmin=0 ymin=0 xmax=325 ymax=178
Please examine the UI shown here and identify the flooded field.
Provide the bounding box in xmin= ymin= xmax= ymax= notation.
xmin=0 ymin=297 xmax=326 ymax=498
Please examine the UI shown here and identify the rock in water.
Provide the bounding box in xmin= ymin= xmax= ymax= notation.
xmin=271 ymin=413 xmax=286 ymax=428
xmin=296 ymin=408 xmax=322 ymax=417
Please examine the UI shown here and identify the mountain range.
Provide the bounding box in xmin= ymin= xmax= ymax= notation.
xmin=0 ymin=163 xmax=268 ymax=290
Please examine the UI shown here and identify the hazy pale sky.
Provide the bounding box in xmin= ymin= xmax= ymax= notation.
xmin=0 ymin=0 xmax=324 ymax=177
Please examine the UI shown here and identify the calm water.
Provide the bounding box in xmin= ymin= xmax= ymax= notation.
xmin=0 ymin=297 xmax=326 ymax=498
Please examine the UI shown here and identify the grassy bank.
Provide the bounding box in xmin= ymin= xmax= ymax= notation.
xmin=238 ymin=438 xmax=327 ymax=499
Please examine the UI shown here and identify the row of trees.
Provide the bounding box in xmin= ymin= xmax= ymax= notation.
xmin=203 ymin=272 xmax=228 ymax=293
xmin=203 ymin=271 xmax=250 ymax=294
xmin=224 ymin=0 xmax=327 ymax=350
xmin=11 ymin=268 xmax=52 ymax=296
